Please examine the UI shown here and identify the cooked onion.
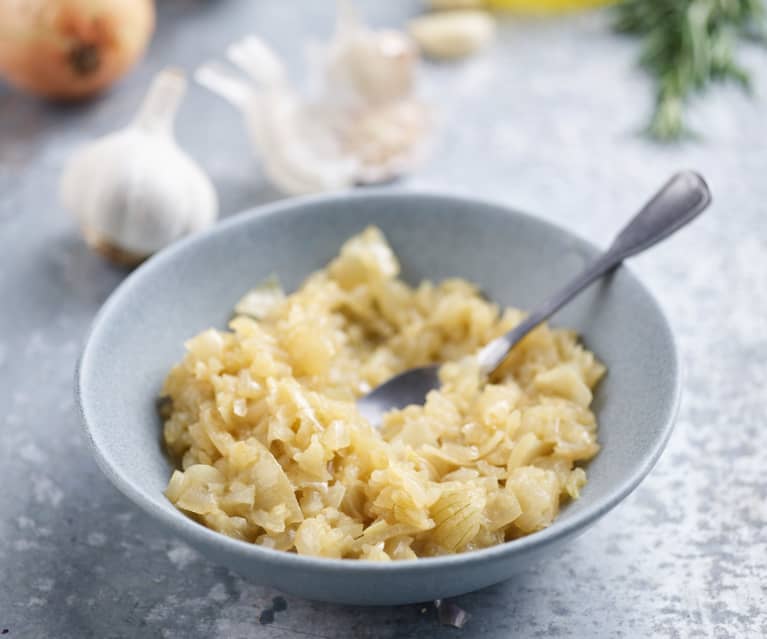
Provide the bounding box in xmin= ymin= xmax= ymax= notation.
xmin=0 ymin=0 xmax=155 ymax=100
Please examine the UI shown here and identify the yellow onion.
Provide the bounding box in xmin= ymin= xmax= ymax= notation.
xmin=0 ymin=0 xmax=155 ymax=100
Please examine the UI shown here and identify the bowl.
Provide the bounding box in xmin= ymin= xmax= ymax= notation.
xmin=77 ymin=191 xmax=680 ymax=605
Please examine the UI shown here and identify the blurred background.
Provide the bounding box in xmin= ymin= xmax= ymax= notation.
xmin=1 ymin=1 xmax=765 ymax=638
xmin=2 ymin=0 xmax=764 ymax=255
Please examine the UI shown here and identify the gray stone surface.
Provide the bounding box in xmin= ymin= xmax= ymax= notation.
xmin=1 ymin=1 xmax=765 ymax=637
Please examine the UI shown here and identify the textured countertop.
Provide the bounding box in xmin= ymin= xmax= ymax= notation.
xmin=1 ymin=2 xmax=765 ymax=638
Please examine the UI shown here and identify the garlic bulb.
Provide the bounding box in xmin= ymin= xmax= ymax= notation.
xmin=60 ymin=69 xmax=218 ymax=265
xmin=195 ymin=1 xmax=430 ymax=196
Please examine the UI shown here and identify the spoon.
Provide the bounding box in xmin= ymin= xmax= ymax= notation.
xmin=357 ymin=171 xmax=711 ymax=426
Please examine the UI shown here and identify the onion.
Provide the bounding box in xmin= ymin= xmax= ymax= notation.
xmin=0 ymin=0 xmax=155 ymax=100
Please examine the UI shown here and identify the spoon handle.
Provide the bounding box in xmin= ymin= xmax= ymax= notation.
xmin=477 ymin=171 xmax=712 ymax=374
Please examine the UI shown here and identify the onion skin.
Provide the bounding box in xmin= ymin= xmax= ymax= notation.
xmin=0 ymin=0 xmax=155 ymax=100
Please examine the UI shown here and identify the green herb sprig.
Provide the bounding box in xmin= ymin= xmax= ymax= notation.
xmin=613 ymin=0 xmax=766 ymax=141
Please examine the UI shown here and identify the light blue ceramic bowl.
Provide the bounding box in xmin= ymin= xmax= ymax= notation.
xmin=77 ymin=191 xmax=680 ymax=605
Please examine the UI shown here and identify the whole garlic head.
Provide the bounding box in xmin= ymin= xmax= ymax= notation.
xmin=60 ymin=69 xmax=218 ymax=265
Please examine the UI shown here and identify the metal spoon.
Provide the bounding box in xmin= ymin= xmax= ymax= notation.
xmin=357 ymin=171 xmax=711 ymax=426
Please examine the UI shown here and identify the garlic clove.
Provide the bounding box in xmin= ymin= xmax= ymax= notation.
xmin=227 ymin=36 xmax=287 ymax=89
xmin=338 ymin=100 xmax=431 ymax=184
xmin=201 ymin=37 xmax=359 ymax=196
xmin=408 ymin=10 xmax=496 ymax=60
xmin=195 ymin=2 xmax=433 ymax=195
xmin=245 ymin=93 xmax=358 ymax=195
xmin=60 ymin=69 xmax=218 ymax=264
xmin=323 ymin=1 xmax=418 ymax=107
xmin=195 ymin=63 xmax=254 ymax=110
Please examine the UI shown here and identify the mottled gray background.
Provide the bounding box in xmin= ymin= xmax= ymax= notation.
xmin=1 ymin=2 xmax=765 ymax=638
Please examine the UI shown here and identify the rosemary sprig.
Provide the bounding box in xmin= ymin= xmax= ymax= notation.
xmin=613 ymin=0 xmax=766 ymax=141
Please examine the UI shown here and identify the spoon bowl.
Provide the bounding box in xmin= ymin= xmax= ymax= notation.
xmin=357 ymin=365 xmax=442 ymax=426
xmin=357 ymin=172 xmax=709 ymax=425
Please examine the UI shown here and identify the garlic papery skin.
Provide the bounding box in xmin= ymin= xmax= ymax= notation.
xmin=323 ymin=1 xmax=418 ymax=108
xmin=60 ymin=68 xmax=218 ymax=265
xmin=197 ymin=45 xmax=359 ymax=196
xmin=196 ymin=3 xmax=431 ymax=196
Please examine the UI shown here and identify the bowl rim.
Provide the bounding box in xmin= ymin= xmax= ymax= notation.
xmin=76 ymin=188 xmax=681 ymax=574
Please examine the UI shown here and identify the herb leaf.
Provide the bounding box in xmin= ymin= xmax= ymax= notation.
xmin=613 ymin=0 xmax=766 ymax=141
